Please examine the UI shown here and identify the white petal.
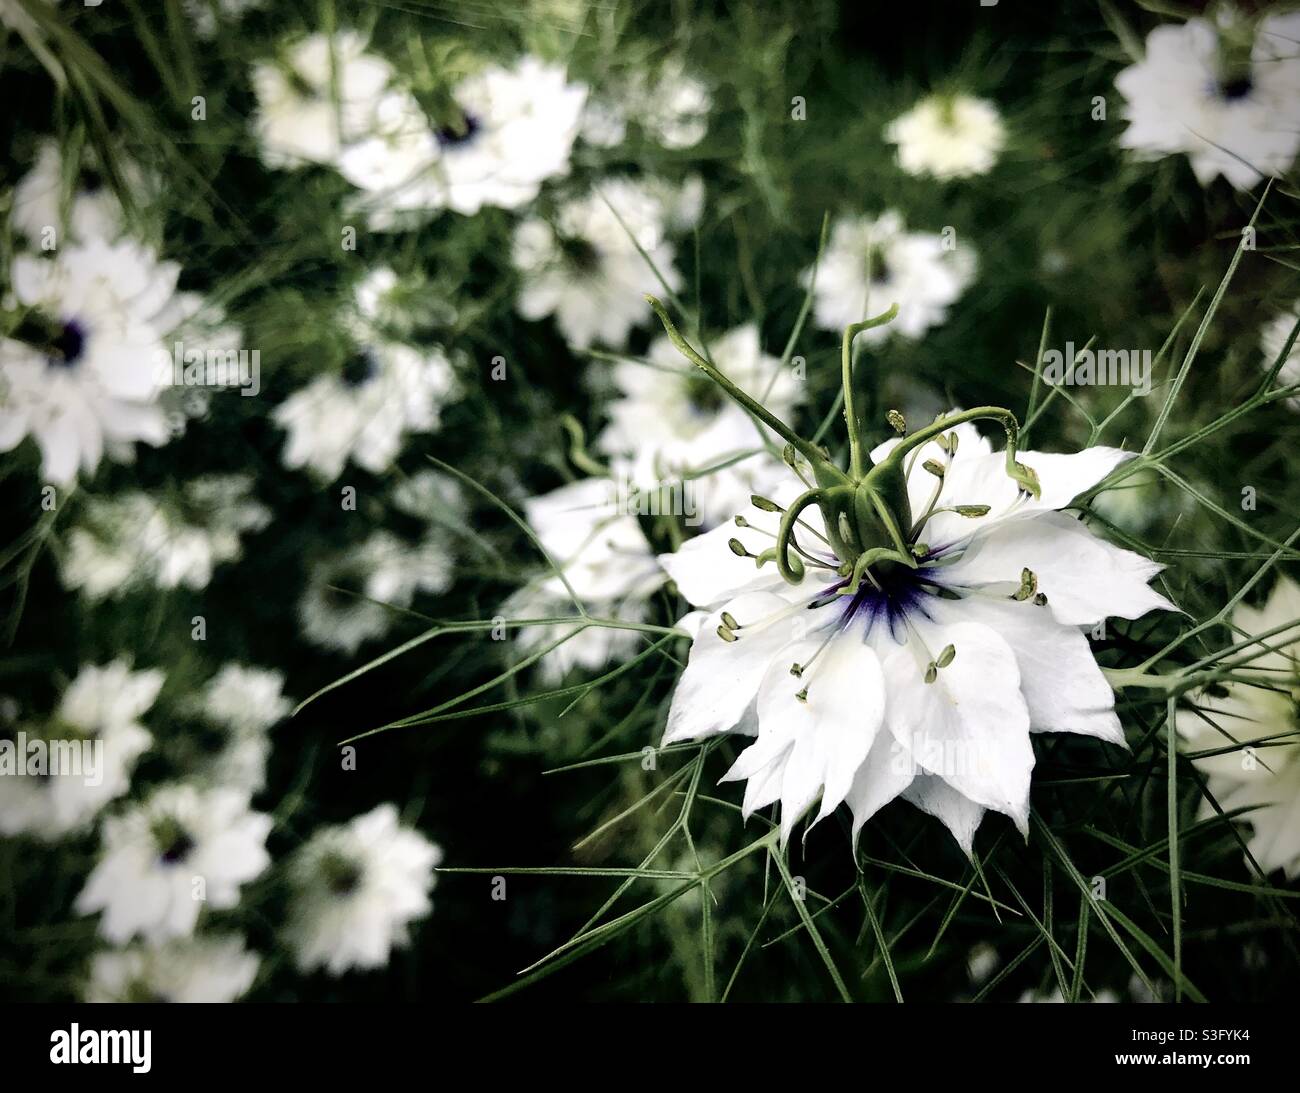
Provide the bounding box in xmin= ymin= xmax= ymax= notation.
xmin=885 ymin=620 xmax=1034 ymax=835
xmin=943 ymin=511 xmax=1176 ymax=626
xmin=943 ymin=598 xmax=1124 ymax=745
xmin=662 ymin=591 xmax=796 ymax=744
xmin=845 ymin=726 xmax=917 ymax=844
xmin=901 ymin=774 xmax=987 ymax=855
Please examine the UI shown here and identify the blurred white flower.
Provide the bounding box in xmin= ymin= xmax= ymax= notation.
xmin=805 ymin=211 xmax=976 ymax=343
xmin=1178 ymin=576 xmax=1300 ymax=879
xmin=75 ymin=784 xmax=272 ymax=943
xmin=9 ymin=140 xmax=147 ymax=246
xmin=86 ymin=934 xmax=260 ymax=1002
xmin=581 ymin=59 xmax=711 ymax=150
xmin=885 ymin=93 xmax=1006 ymax=179
xmin=1018 ymin=987 xmax=1119 ymax=1003
xmin=512 ymin=177 xmax=700 ymax=350
xmin=657 ymin=423 xmax=1175 ymax=847
xmin=300 ymin=530 xmax=454 ymax=653
xmin=199 ymin=663 xmax=291 ymax=735
xmin=189 ymin=664 xmax=291 ymax=794
xmin=252 ymin=31 xmax=397 ymax=168
xmin=274 ymin=341 xmax=455 ymax=480
xmin=0 ymin=660 xmax=161 ymax=839
xmin=597 ymin=324 xmax=802 ymax=527
xmin=341 ymin=55 xmax=587 ymax=224
xmin=1114 ymin=10 xmax=1300 ymax=190
xmin=0 ymin=238 xmax=185 ymax=483
xmin=1260 ymin=308 xmax=1300 ymax=409
xmin=61 ymin=475 xmax=269 ymax=600
xmin=504 ymin=477 xmax=666 ymax=681
xmin=287 ymin=803 xmax=441 ymax=975
xmin=185 ymin=0 xmax=264 ymax=39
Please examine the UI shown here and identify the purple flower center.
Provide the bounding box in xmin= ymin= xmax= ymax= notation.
xmin=835 ymin=563 xmax=942 ymax=642
xmin=50 ymin=319 xmax=88 ymax=367
xmin=435 ymin=112 xmax=481 ymax=149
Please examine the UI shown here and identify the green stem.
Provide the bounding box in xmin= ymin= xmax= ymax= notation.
xmin=875 ymin=406 xmax=1039 ymax=498
xmin=776 ymin=488 xmax=827 ymax=584
xmin=842 ymin=304 xmax=900 ymax=479
xmin=647 ymin=296 xmax=848 ymax=483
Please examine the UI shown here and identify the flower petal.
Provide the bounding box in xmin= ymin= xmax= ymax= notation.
xmin=943 ymin=597 xmax=1124 ymax=745
xmin=885 ymin=620 xmax=1034 ymax=835
xmin=943 ymin=510 xmax=1176 ymax=626
xmin=662 ymin=591 xmax=797 ymax=744
xmin=901 ymin=774 xmax=986 ymax=855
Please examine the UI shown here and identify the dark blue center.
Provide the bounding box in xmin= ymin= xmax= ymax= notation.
xmin=341 ymin=349 xmax=379 ymax=388
xmin=1217 ymin=75 xmax=1254 ymax=101
xmin=50 ymin=320 xmax=87 ymax=367
xmin=835 ymin=564 xmax=941 ymax=642
xmin=435 ymin=112 xmax=481 ymax=149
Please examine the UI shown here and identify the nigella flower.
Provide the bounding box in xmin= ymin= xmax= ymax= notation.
xmin=804 ymin=211 xmax=976 ymax=343
xmin=0 ymin=660 xmax=161 ymax=839
xmin=646 ymin=300 xmax=1175 ymax=849
xmin=76 ymin=784 xmax=272 ymax=943
xmin=86 ymin=934 xmax=260 ymax=1003
xmin=884 ymin=93 xmax=1006 ymax=180
xmin=10 ymin=139 xmax=151 ymax=246
xmin=1178 ymin=576 xmax=1300 ymax=879
xmin=596 ymin=323 xmax=802 ymax=527
xmin=187 ymin=664 xmax=292 ymax=795
xmin=300 ymin=529 xmax=455 ymax=654
xmin=1113 ymin=8 xmax=1300 ymax=190
xmin=0 ymin=238 xmax=184 ymax=484
xmin=251 ymin=31 xmax=397 ymax=168
xmin=512 ymin=177 xmax=702 ymax=350
xmin=274 ymin=340 xmax=456 ymax=481
xmin=580 ymin=58 xmax=712 ymax=150
xmin=60 ymin=475 xmax=270 ymax=600
xmin=504 ymin=477 xmax=667 ymax=681
xmin=339 ymin=55 xmax=587 ymax=224
xmin=285 ymin=804 xmax=441 ymax=975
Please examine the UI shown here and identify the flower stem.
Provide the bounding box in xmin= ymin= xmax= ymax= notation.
xmin=841 ymin=304 xmax=900 ymax=479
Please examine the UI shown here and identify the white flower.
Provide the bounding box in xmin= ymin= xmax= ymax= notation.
xmin=0 ymin=660 xmax=161 ymax=839
xmin=300 ymin=530 xmax=454 ymax=653
xmin=804 ymin=211 xmax=976 ymax=343
xmin=61 ymin=475 xmax=269 ymax=599
xmin=275 ymin=341 xmax=455 ymax=480
xmin=597 ymin=324 xmax=802 ymax=527
xmin=1114 ymin=10 xmax=1300 ymax=190
xmin=884 ymin=93 xmax=1006 ymax=179
xmin=252 ymin=31 xmax=396 ymax=168
xmin=1178 ymin=576 xmax=1300 ymax=879
xmin=340 ymin=55 xmax=587 ymax=224
xmin=1019 ymin=987 xmax=1119 ymax=1003
xmin=581 ymin=60 xmax=711 ymax=150
xmin=185 ymin=0 xmax=264 ymax=39
xmin=504 ymin=477 xmax=666 ymax=681
xmin=286 ymin=803 xmax=441 ymax=975
xmin=10 ymin=140 xmax=145 ymax=246
xmin=1260 ymin=308 xmax=1300 ymax=409
xmin=188 ymin=664 xmax=291 ymax=794
xmin=512 ymin=177 xmax=699 ymax=349
xmin=0 ymin=238 xmax=185 ymax=483
xmin=199 ymin=664 xmax=291 ymax=736
xmin=657 ymin=420 xmax=1175 ymax=848
xmin=76 ymin=784 xmax=272 ymax=943
xmin=86 ymin=934 xmax=260 ymax=1002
